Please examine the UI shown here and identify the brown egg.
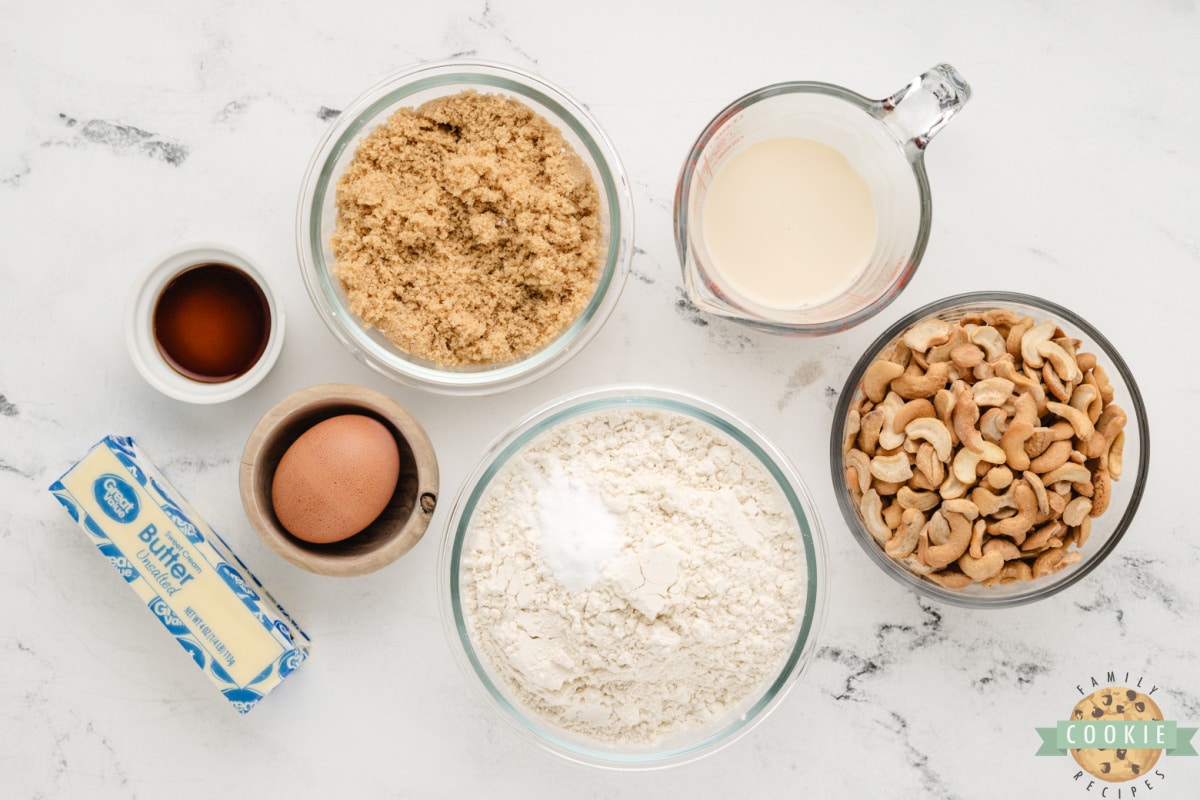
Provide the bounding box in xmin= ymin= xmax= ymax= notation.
xmin=270 ymin=414 xmax=401 ymax=544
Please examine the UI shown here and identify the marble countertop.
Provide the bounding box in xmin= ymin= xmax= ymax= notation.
xmin=4 ymin=2 xmax=1198 ymax=797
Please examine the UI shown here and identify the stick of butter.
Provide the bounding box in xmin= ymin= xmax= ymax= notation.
xmin=49 ymin=435 xmax=311 ymax=713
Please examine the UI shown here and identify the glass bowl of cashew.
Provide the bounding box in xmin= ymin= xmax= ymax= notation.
xmin=831 ymin=291 xmax=1149 ymax=607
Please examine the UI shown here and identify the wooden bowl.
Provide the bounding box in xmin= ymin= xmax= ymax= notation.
xmin=239 ymin=383 xmax=438 ymax=576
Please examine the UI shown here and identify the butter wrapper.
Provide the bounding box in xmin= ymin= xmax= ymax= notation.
xmin=49 ymin=435 xmax=310 ymax=713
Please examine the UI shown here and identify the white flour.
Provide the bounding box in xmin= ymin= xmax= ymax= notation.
xmin=463 ymin=406 xmax=805 ymax=744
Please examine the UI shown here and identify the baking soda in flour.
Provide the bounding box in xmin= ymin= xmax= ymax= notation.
xmin=463 ymin=407 xmax=805 ymax=744
xmin=702 ymin=136 xmax=877 ymax=308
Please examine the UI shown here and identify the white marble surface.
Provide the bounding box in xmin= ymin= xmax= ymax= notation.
xmin=3 ymin=2 xmax=1199 ymax=797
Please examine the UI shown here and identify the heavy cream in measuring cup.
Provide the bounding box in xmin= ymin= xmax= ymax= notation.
xmin=701 ymin=137 xmax=877 ymax=309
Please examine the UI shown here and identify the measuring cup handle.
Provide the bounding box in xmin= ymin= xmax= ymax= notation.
xmin=880 ymin=63 xmax=972 ymax=154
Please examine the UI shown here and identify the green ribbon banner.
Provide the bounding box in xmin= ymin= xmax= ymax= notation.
xmin=1035 ymin=720 xmax=1198 ymax=757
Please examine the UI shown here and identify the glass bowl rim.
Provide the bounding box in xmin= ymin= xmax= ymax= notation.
xmin=438 ymin=383 xmax=829 ymax=768
xmin=296 ymin=59 xmax=634 ymax=395
xmin=829 ymin=290 xmax=1150 ymax=608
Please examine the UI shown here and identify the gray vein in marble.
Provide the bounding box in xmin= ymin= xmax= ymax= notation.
xmin=216 ymin=99 xmax=249 ymax=122
xmin=1160 ymin=687 xmax=1200 ymax=722
xmin=2 ymin=160 xmax=31 ymax=187
xmin=54 ymin=114 xmax=189 ymax=166
xmin=1074 ymin=586 xmax=1127 ymax=633
xmin=628 ymin=246 xmax=656 ymax=285
xmin=883 ymin=710 xmax=963 ymax=800
xmin=0 ymin=394 xmax=18 ymax=416
xmin=468 ymin=1 xmax=539 ymax=68
xmin=0 ymin=459 xmax=36 ymax=480
xmin=1117 ymin=554 xmax=1184 ymax=613
xmin=317 ymin=106 xmax=341 ymax=121
xmin=972 ymin=658 xmax=1049 ymax=693
xmin=818 ymin=599 xmax=944 ymax=702
xmin=162 ymin=455 xmax=233 ymax=473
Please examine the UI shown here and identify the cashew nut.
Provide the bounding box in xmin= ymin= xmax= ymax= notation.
xmin=862 ymin=359 xmax=905 ymax=404
xmin=927 ymin=569 xmax=974 ymax=589
xmin=886 ymin=508 xmax=925 ymax=559
xmin=939 ymin=470 xmax=969 ymax=500
xmin=1020 ymin=319 xmax=1058 ymax=368
xmin=983 ymin=538 xmax=1023 ymax=562
xmin=893 ymin=397 xmax=936 ymax=434
xmin=845 ymin=449 xmax=871 ymax=495
xmin=1006 ymin=316 xmax=1035 ymax=358
xmin=1047 ymin=401 xmax=1095 ymax=441
xmin=897 ymin=486 xmax=940 ymax=511
xmin=859 ymin=488 xmax=891 ymax=544
xmin=1063 ymin=496 xmax=1093 ymax=527
xmin=982 ymin=309 xmax=1023 ymax=328
xmin=1107 ymin=430 xmax=1125 ymax=480
xmin=1032 ymin=547 xmax=1081 ymax=578
xmin=1040 ymin=462 xmax=1092 ymax=487
xmin=1092 ymin=364 xmax=1115 ymax=404
xmin=920 ymin=510 xmax=972 ymax=570
xmin=870 ymin=451 xmax=914 ymax=483
xmin=958 ymin=550 xmax=1005 ymax=582
xmin=972 ymin=377 xmax=1015 ymax=407
xmin=1078 ymin=431 xmax=1108 ymax=460
xmin=1075 ymin=516 xmax=1093 ymax=548
xmin=969 ymin=517 xmax=987 ymax=558
xmin=892 ymin=361 xmax=951 ymax=400
xmin=1036 ymin=340 xmax=1082 ymax=383
xmin=1069 ymin=383 xmax=1102 ymax=424
xmin=1090 ymin=469 xmax=1112 ymax=517
xmin=902 ymin=318 xmax=954 ymax=352
xmin=952 ymin=441 xmax=1006 ymax=484
xmin=1095 ymin=404 xmax=1127 ymax=444
xmin=951 ymin=343 xmax=985 ymax=370
xmin=927 ymin=326 xmax=968 ymax=364
xmin=842 ymin=409 xmax=861 ymax=455
xmin=1021 ymin=520 xmax=1064 ymax=552
xmin=984 ymin=465 xmax=1014 ymax=491
xmin=942 ymin=498 xmax=981 ymax=520
xmin=1023 ymin=470 xmax=1050 ymax=515
xmin=980 ymin=407 xmax=1008 ymax=444
xmin=1042 ymin=362 xmax=1071 ymax=403
xmin=912 ymin=444 xmax=943 ymax=489
xmin=994 ymin=357 xmax=1047 ymax=413
xmin=988 ymin=481 xmax=1037 ymax=539
xmin=970 ymin=325 xmax=1008 ymax=361
xmin=905 ymin=417 xmax=953 ymax=463
xmin=971 ymin=485 xmax=1017 ymax=517
xmin=954 ymin=386 xmax=986 ymax=454
xmin=1029 ymin=439 xmax=1072 ymax=473
xmin=1000 ymin=392 xmax=1037 ymax=471
xmin=924 ymin=510 xmax=950 ymax=546
xmin=858 ymin=408 xmax=885 ymax=455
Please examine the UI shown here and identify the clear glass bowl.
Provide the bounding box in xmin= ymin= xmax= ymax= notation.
xmin=831 ymin=292 xmax=1149 ymax=608
xmin=440 ymin=386 xmax=828 ymax=768
xmin=297 ymin=61 xmax=634 ymax=395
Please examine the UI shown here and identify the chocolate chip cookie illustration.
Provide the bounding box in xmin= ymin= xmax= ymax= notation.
xmin=1070 ymin=687 xmax=1164 ymax=781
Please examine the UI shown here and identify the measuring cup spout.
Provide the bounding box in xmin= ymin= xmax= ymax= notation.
xmin=880 ymin=63 xmax=971 ymax=155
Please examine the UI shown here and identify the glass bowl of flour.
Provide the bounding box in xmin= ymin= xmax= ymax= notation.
xmin=440 ymin=385 xmax=827 ymax=768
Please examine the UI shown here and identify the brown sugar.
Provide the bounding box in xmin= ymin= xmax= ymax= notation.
xmin=330 ymin=90 xmax=603 ymax=366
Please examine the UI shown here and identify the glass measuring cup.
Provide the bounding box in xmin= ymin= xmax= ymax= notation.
xmin=674 ymin=64 xmax=971 ymax=335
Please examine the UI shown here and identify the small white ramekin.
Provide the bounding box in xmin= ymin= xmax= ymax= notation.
xmin=125 ymin=242 xmax=285 ymax=404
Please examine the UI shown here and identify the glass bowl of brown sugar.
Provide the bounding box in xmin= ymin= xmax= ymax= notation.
xmin=298 ymin=60 xmax=634 ymax=395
